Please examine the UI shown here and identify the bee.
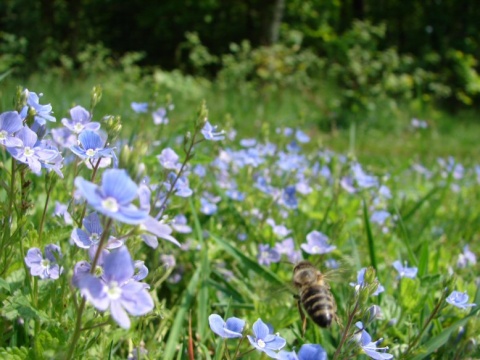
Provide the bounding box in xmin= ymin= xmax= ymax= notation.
xmin=293 ymin=260 xmax=337 ymax=329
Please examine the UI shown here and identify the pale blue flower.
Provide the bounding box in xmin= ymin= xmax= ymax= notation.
xmin=446 ymin=291 xmax=476 ymax=309
xmin=157 ymin=148 xmax=180 ymax=170
xmin=277 ymin=344 xmax=327 ymax=360
xmin=208 ymin=314 xmax=245 ymax=338
xmin=258 ymin=244 xmax=281 ymax=266
xmin=457 ymin=245 xmax=477 ymax=268
xmin=171 ymin=214 xmax=192 ymax=234
xmin=75 ymin=169 xmax=149 ymax=224
xmin=301 ymin=231 xmax=336 ymax=255
xmin=0 ymin=111 xmax=23 ymax=147
xmin=61 ymin=105 xmax=100 ymax=134
xmin=152 ymin=107 xmax=169 ymax=125
xmin=70 ymin=130 xmax=116 ymax=162
xmin=71 ymin=212 xmax=123 ymax=249
xmin=201 ymin=120 xmax=225 ymax=141
xmin=247 ymin=319 xmax=286 ymax=358
xmin=77 ymin=246 xmax=154 ymax=329
xmin=20 ymin=90 xmax=56 ymax=125
xmin=131 ymin=102 xmax=149 ymax=113
xmin=25 ymin=244 xmax=63 ymax=280
xmin=7 ymin=126 xmax=58 ymax=175
xmin=392 ymin=260 xmax=418 ymax=279
xmin=355 ymin=322 xmax=393 ymax=360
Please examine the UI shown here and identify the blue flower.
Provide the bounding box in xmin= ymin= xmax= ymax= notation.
xmin=20 ymin=90 xmax=56 ymax=125
xmin=201 ymin=120 xmax=225 ymax=141
xmin=171 ymin=214 xmax=192 ymax=234
xmin=200 ymin=197 xmax=218 ymax=215
xmin=350 ymin=268 xmax=385 ymax=296
xmin=25 ymin=244 xmax=63 ymax=280
xmin=247 ymin=319 xmax=286 ymax=358
xmin=282 ymin=185 xmax=298 ymax=209
xmin=131 ymin=102 xmax=149 ymax=113
xmin=208 ymin=314 xmax=245 ymax=338
xmin=266 ymin=218 xmax=291 ymax=238
xmin=355 ymin=322 xmax=393 ymax=360
xmin=7 ymin=126 xmax=58 ymax=175
xmin=446 ymin=291 xmax=476 ymax=309
xmin=61 ymin=105 xmax=100 ymax=134
xmin=54 ymin=201 xmax=73 ymax=225
xmin=70 ymin=130 xmax=116 ymax=162
xmin=370 ymin=210 xmax=390 ymax=226
xmin=277 ymin=344 xmax=327 ymax=360
xmin=0 ymin=111 xmax=23 ymax=147
xmin=164 ymin=172 xmax=193 ymax=197
xmin=392 ymin=260 xmax=418 ymax=279
xmin=457 ymin=245 xmax=477 ymax=268
xmin=352 ymin=163 xmax=378 ymax=189
xmin=274 ymin=238 xmax=302 ymax=264
xmin=77 ymin=246 xmax=154 ymax=329
xmin=157 ymin=148 xmax=180 ymax=170
xmin=71 ymin=212 xmax=122 ymax=249
xmin=75 ymin=169 xmax=149 ymax=224
xmin=258 ymin=244 xmax=281 ymax=266
xmin=152 ymin=107 xmax=169 ymax=125
xmin=301 ymin=231 xmax=336 ymax=255
xmin=295 ymin=129 xmax=310 ymax=143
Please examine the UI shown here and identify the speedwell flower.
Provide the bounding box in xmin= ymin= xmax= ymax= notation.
xmin=446 ymin=291 xmax=476 ymax=309
xmin=355 ymin=322 xmax=393 ymax=360
xmin=77 ymin=246 xmax=154 ymax=329
xmin=301 ymin=231 xmax=336 ymax=255
xmin=277 ymin=344 xmax=327 ymax=360
xmin=0 ymin=111 xmax=23 ymax=147
xmin=201 ymin=120 xmax=225 ymax=141
xmin=7 ymin=126 xmax=58 ymax=175
xmin=25 ymin=244 xmax=63 ymax=280
xmin=70 ymin=130 xmax=116 ymax=162
xmin=392 ymin=260 xmax=418 ymax=279
xmin=247 ymin=318 xmax=286 ymax=358
xmin=20 ymin=90 xmax=56 ymax=125
xmin=62 ymin=105 xmax=100 ymax=134
xmin=208 ymin=314 xmax=245 ymax=338
xmin=71 ymin=212 xmax=123 ymax=249
xmin=75 ymin=169 xmax=149 ymax=224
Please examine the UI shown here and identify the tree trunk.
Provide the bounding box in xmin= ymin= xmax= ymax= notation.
xmin=258 ymin=0 xmax=285 ymax=45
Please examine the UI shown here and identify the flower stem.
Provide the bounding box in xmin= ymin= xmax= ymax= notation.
xmin=65 ymin=217 xmax=113 ymax=360
xmin=333 ymin=296 xmax=361 ymax=360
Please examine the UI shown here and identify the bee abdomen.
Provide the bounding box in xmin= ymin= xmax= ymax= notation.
xmin=301 ymin=285 xmax=335 ymax=328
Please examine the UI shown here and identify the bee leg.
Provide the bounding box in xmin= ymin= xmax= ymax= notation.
xmin=294 ymin=295 xmax=307 ymax=336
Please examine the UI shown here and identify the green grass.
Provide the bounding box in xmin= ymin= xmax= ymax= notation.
xmin=0 ymin=69 xmax=479 ymax=359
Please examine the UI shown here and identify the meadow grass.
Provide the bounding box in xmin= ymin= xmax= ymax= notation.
xmin=0 ymin=71 xmax=479 ymax=359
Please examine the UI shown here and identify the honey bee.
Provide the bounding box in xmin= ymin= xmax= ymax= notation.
xmin=293 ymin=260 xmax=337 ymax=329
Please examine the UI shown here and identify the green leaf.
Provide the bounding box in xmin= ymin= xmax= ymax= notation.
xmin=210 ymin=235 xmax=285 ymax=288
xmin=362 ymin=199 xmax=377 ymax=271
xmin=0 ymin=346 xmax=31 ymax=360
xmin=410 ymin=311 xmax=479 ymax=360
xmin=0 ymin=277 xmax=11 ymax=293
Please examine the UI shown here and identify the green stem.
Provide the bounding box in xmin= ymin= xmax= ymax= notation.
xmin=333 ymin=295 xmax=361 ymax=360
xmin=38 ymin=173 xmax=54 ymax=244
xmin=65 ymin=218 xmax=113 ymax=360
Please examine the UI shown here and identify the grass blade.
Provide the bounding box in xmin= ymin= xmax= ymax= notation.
xmin=362 ymin=199 xmax=377 ymax=271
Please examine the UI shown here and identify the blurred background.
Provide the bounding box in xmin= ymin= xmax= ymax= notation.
xmin=1 ymin=0 xmax=479 ymax=161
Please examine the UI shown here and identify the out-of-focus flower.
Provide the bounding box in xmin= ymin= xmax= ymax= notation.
xmin=370 ymin=210 xmax=390 ymax=226
xmin=77 ymin=246 xmax=154 ymax=329
xmin=392 ymin=260 xmax=418 ymax=279
xmin=152 ymin=107 xmax=169 ymax=125
xmin=131 ymin=102 xmax=148 ymax=113
xmin=274 ymin=238 xmax=302 ymax=264
xmin=355 ymin=322 xmax=393 ymax=360
xmin=301 ymin=231 xmax=336 ymax=255
xmin=411 ymin=118 xmax=428 ymax=129
xmin=157 ymin=148 xmax=180 ymax=170
xmin=282 ymin=185 xmax=298 ymax=209
xmin=247 ymin=319 xmax=286 ymax=358
xmin=200 ymin=197 xmax=218 ymax=215
xmin=240 ymin=138 xmax=257 ymax=147
xmin=75 ymin=169 xmax=149 ymax=224
xmin=208 ymin=314 xmax=245 ymax=338
xmin=171 ymin=214 xmax=192 ymax=234
xmin=25 ymin=244 xmax=63 ymax=280
xmin=266 ymin=218 xmax=291 ymax=238
xmin=54 ymin=201 xmax=73 ymax=225
xmin=457 ymin=245 xmax=477 ymax=268
xmin=164 ymin=172 xmax=193 ymax=197
xmin=201 ymin=120 xmax=225 ymax=141
xmin=257 ymin=244 xmax=281 ymax=266
xmin=446 ymin=291 xmax=476 ymax=310
xmin=295 ymin=129 xmax=310 ymax=143
xmin=61 ymin=105 xmax=100 ymax=134
xmin=277 ymin=344 xmax=327 ymax=360
xmin=352 ymin=163 xmax=378 ymax=189
xmin=0 ymin=111 xmax=23 ymax=147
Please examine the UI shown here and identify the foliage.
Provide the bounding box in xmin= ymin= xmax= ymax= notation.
xmin=0 ymin=78 xmax=479 ymax=360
